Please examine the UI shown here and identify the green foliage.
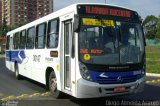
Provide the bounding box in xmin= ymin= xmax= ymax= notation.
xmin=146 ymin=30 xmax=156 ymax=39
xmin=0 ymin=25 xmax=3 ymax=35
xmin=10 ymin=22 xmax=27 ymax=30
xmin=156 ymin=18 xmax=160 ymax=40
xmin=0 ymin=20 xmax=27 ymax=36
xmin=143 ymin=15 xmax=158 ymax=39
xmin=143 ymin=15 xmax=158 ymax=25
xmin=0 ymin=20 xmax=9 ymax=36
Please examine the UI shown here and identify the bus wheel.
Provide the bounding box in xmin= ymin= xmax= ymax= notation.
xmin=49 ymin=71 xmax=62 ymax=98
xmin=15 ymin=63 xmax=21 ymax=80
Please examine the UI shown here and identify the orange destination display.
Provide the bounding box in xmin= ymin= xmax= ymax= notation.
xmin=82 ymin=18 xmax=114 ymax=27
xmin=77 ymin=4 xmax=141 ymax=22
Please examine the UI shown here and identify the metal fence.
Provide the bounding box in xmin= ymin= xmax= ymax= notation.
xmin=146 ymin=39 xmax=160 ymax=46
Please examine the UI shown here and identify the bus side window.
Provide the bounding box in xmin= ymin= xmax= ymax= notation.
xmin=19 ymin=30 xmax=26 ymax=49
xmin=6 ymin=36 xmax=10 ymax=50
xmin=13 ymin=32 xmax=19 ymax=49
xmin=26 ymin=27 xmax=35 ymax=49
xmin=36 ymin=23 xmax=46 ymax=49
xmin=47 ymin=19 xmax=59 ymax=48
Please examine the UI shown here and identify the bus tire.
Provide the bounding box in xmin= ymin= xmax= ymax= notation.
xmin=15 ymin=63 xmax=21 ymax=80
xmin=49 ymin=71 xmax=62 ymax=99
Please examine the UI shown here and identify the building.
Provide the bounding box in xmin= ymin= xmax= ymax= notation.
xmin=1 ymin=0 xmax=53 ymax=26
xmin=27 ymin=0 xmax=37 ymax=23
xmin=0 ymin=0 xmax=2 ymax=25
xmin=1 ymin=0 xmax=5 ymax=25
xmin=36 ymin=0 xmax=53 ymax=19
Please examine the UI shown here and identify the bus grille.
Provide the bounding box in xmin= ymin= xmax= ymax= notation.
xmin=96 ymin=75 xmax=141 ymax=84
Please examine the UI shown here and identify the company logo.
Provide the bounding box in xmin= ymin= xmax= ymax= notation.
xmin=117 ymin=76 xmax=123 ymax=82
xmin=99 ymin=73 xmax=108 ymax=78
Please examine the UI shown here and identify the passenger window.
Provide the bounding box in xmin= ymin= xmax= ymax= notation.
xmin=47 ymin=19 xmax=59 ymax=48
xmin=19 ymin=30 xmax=26 ymax=49
xmin=26 ymin=27 xmax=35 ymax=49
xmin=36 ymin=23 xmax=46 ymax=49
xmin=13 ymin=32 xmax=19 ymax=49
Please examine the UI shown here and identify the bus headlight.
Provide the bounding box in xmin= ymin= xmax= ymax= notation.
xmin=79 ymin=62 xmax=92 ymax=81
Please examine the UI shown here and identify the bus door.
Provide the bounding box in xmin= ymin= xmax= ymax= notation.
xmin=9 ymin=36 xmax=13 ymax=70
xmin=64 ymin=20 xmax=72 ymax=90
xmin=9 ymin=36 xmax=13 ymax=61
xmin=60 ymin=13 xmax=76 ymax=93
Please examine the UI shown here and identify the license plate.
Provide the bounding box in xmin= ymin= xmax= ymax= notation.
xmin=114 ymin=86 xmax=126 ymax=92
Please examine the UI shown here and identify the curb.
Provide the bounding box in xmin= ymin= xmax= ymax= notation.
xmin=146 ymin=73 xmax=160 ymax=77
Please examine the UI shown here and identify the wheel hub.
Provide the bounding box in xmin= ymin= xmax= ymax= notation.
xmin=51 ymin=77 xmax=57 ymax=92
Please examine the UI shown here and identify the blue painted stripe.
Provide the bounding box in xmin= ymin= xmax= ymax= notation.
xmin=6 ymin=50 xmax=26 ymax=64
xmin=89 ymin=70 xmax=143 ymax=84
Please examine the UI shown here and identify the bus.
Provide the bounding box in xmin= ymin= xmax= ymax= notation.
xmin=5 ymin=3 xmax=146 ymax=98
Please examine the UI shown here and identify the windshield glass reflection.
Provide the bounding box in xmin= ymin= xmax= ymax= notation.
xmin=79 ymin=20 xmax=144 ymax=65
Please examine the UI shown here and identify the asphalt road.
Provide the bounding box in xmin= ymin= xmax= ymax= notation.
xmin=0 ymin=57 xmax=160 ymax=106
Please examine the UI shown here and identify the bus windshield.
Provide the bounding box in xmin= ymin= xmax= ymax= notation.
xmin=79 ymin=18 xmax=145 ymax=65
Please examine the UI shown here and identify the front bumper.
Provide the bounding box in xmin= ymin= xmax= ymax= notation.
xmin=77 ymin=76 xmax=145 ymax=98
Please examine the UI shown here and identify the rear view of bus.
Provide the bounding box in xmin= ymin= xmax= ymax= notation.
xmin=75 ymin=4 xmax=146 ymax=98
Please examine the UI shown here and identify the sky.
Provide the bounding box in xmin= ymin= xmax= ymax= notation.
xmin=54 ymin=0 xmax=160 ymax=19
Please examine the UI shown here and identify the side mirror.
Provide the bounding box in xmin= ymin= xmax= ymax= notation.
xmin=142 ymin=27 xmax=146 ymax=46
xmin=73 ymin=15 xmax=80 ymax=32
xmin=71 ymin=33 xmax=75 ymax=58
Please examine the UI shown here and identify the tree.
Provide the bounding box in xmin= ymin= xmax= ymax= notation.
xmin=1 ymin=19 xmax=9 ymax=36
xmin=10 ymin=22 xmax=27 ymax=31
xmin=156 ymin=17 xmax=160 ymax=40
xmin=0 ymin=24 xmax=3 ymax=35
xmin=143 ymin=15 xmax=158 ymax=39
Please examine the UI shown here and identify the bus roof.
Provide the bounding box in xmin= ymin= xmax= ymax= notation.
xmin=76 ymin=3 xmax=134 ymax=11
xmin=7 ymin=3 xmax=136 ymax=36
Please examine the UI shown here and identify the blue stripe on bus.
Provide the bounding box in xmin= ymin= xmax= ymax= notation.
xmin=6 ymin=50 xmax=26 ymax=64
xmin=89 ymin=70 xmax=143 ymax=84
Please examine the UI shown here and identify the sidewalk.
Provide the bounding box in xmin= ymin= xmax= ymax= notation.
xmin=146 ymin=73 xmax=160 ymax=77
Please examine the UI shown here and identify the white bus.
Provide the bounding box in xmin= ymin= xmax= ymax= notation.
xmin=5 ymin=3 xmax=146 ymax=98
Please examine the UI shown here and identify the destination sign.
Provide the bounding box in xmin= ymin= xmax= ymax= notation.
xmin=77 ymin=5 xmax=134 ymax=18
xmin=86 ymin=6 xmax=131 ymax=18
xmin=82 ymin=18 xmax=114 ymax=27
